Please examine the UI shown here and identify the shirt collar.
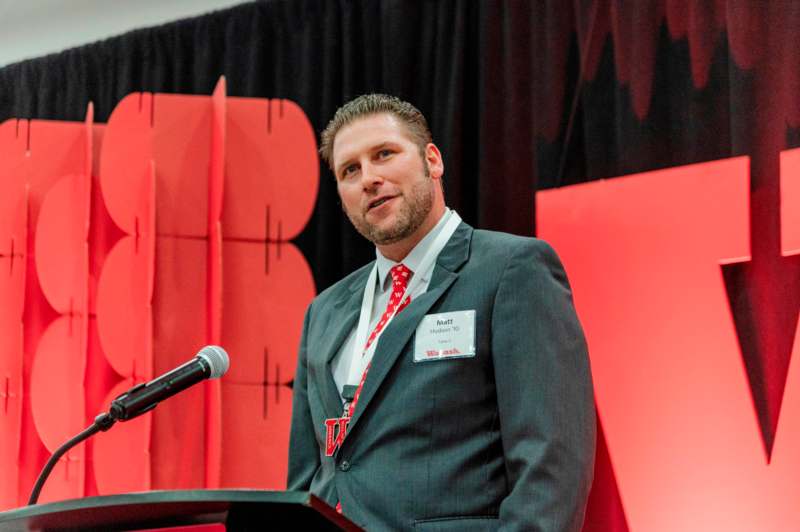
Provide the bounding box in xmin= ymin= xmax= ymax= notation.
xmin=375 ymin=208 xmax=452 ymax=291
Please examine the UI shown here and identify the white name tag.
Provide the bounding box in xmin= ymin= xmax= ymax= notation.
xmin=414 ymin=310 xmax=476 ymax=362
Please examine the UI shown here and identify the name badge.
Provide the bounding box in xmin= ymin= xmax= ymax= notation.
xmin=414 ymin=310 xmax=476 ymax=362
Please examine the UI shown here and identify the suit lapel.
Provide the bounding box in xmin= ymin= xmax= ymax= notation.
xmin=344 ymin=223 xmax=473 ymax=439
xmin=313 ymin=267 xmax=370 ymax=421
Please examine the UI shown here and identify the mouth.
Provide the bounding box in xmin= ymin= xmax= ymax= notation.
xmin=367 ymin=195 xmax=396 ymax=212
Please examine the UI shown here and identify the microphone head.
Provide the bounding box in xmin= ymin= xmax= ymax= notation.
xmin=197 ymin=345 xmax=230 ymax=379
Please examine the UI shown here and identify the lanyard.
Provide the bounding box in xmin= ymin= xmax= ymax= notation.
xmin=344 ymin=211 xmax=462 ymax=388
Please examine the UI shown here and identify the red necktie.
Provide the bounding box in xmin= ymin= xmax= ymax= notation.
xmin=348 ymin=263 xmax=412 ymax=417
xmin=365 ymin=264 xmax=412 ymax=350
xmin=335 ymin=264 xmax=412 ymax=515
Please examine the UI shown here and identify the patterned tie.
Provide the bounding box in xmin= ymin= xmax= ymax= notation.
xmin=335 ymin=264 xmax=413 ymax=515
xmin=364 ymin=263 xmax=413 ymax=350
xmin=347 ymin=263 xmax=412 ymax=418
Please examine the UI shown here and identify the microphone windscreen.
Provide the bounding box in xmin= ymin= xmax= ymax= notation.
xmin=198 ymin=345 xmax=230 ymax=378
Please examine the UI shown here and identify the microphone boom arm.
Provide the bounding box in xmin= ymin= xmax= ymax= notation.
xmin=26 ymin=345 xmax=229 ymax=506
xmin=27 ymin=413 xmax=116 ymax=505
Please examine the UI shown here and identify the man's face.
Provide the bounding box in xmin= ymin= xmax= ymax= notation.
xmin=332 ymin=113 xmax=436 ymax=246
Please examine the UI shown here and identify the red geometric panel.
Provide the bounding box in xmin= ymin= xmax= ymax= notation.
xmin=223 ymin=98 xmax=318 ymax=240
xmin=775 ymin=148 xmax=800 ymax=517
xmin=151 ymin=93 xmax=213 ymax=238
xmin=96 ymin=87 xmax=224 ymax=492
xmin=96 ymin=237 xmax=153 ymax=381
xmin=18 ymin=117 xmax=92 ymax=507
xmin=27 ymin=110 xmax=94 ymax=506
xmin=0 ymin=140 xmax=24 ymax=511
xmin=220 ymin=384 xmax=294 ymax=489
xmin=537 ymin=158 xmax=782 ymax=530
xmin=0 ymin=119 xmax=28 ymax=510
xmin=220 ymin=241 xmax=315 ymax=488
xmin=29 ymin=316 xmax=86 ymax=502
xmin=86 ymin=122 xmax=116 ymax=298
xmin=96 ymin=97 xmax=155 ymax=379
xmin=150 ymin=236 xmax=208 ymax=490
xmin=1 ymin=88 xmax=320 ymax=507
xmin=781 ymin=148 xmax=800 ymax=255
xmin=770 ymin=296 xmax=800 ymax=529
xmin=203 ymin=78 xmax=227 ymax=489
xmin=209 ymin=79 xmax=227 ymax=230
xmin=99 ymin=93 xmax=155 ymax=235
xmin=34 ymin=173 xmax=89 ymax=315
xmin=218 ymin=95 xmax=318 ymax=490
xmin=0 ymin=320 xmax=23 ymax=511
xmin=95 ymin=95 xmax=156 ymax=495
xmin=83 ymin=121 xmax=129 ymax=500
xmin=25 ymin=120 xmax=88 ymax=226
xmin=221 ymin=242 xmax=313 ymax=384
xmin=92 ymin=379 xmax=151 ymax=495
xmin=146 ymin=89 xmax=222 ymax=489
xmin=82 ymin=311 xmax=121 ymax=499
xmin=207 ymin=78 xmax=227 ymax=344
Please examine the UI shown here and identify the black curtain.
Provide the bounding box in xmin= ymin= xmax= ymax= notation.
xmin=1 ymin=1 xmax=769 ymax=290
xmin=0 ymin=0 xmax=549 ymax=293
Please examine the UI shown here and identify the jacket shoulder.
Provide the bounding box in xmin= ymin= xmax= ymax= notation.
xmin=471 ymin=228 xmax=558 ymax=260
xmin=470 ymin=229 xmax=571 ymax=296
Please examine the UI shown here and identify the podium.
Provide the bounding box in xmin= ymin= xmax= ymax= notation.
xmin=0 ymin=490 xmax=361 ymax=531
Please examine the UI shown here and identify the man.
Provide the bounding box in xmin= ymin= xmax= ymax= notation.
xmin=288 ymin=94 xmax=595 ymax=531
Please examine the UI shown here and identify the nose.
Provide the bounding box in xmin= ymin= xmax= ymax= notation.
xmin=360 ymin=161 xmax=384 ymax=190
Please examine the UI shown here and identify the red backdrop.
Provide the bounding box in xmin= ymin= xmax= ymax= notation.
xmin=0 ymin=78 xmax=317 ymax=507
xmin=539 ymin=154 xmax=800 ymax=530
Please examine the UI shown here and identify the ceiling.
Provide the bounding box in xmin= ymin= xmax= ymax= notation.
xmin=0 ymin=0 xmax=248 ymax=68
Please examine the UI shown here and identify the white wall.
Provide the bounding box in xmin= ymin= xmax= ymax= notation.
xmin=0 ymin=0 xmax=249 ymax=68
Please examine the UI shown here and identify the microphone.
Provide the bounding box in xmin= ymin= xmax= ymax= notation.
xmin=109 ymin=345 xmax=229 ymax=421
xmin=28 ymin=345 xmax=230 ymax=505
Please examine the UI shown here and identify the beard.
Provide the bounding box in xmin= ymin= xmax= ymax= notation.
xmin=344 ymin=173 xmax=435 ymax=246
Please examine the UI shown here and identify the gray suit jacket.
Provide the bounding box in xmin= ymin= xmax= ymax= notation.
xmin=288 ymin=222 xmax=595 ymax=531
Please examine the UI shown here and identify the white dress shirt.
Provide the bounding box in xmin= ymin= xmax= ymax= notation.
xmin=331 ymin=208 xmax=454 ymax=399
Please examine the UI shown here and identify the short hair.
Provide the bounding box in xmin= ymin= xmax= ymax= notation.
xmin=319 ymin=94 xmax=432 ymax=171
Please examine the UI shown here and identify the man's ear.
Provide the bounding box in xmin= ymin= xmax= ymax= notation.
xmin=425 ymin=143 xmax=444 ymax=179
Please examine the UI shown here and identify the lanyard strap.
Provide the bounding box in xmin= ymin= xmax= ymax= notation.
xmin=344 ymin=211 xmax=462 ymax=388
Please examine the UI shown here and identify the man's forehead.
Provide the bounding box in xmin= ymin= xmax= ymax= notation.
xmin=332 ymin=113 xmax=415 ymax=161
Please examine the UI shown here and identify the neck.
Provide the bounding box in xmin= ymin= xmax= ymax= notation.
xmin=377 ymin=204 xmax=446 ymax=262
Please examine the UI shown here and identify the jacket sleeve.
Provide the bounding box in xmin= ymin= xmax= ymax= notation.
xmin=492 ymin=239 xmax=596 ymax=531
xmin=287 ymin=304 xmax=320 ymax=490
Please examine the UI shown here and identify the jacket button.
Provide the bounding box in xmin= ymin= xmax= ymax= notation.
xmin=339 ymin=460 xmax=351 ymax=471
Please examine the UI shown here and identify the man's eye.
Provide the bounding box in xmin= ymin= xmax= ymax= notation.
xmin=377 ymin=149 xmax=393 ymax=158
xmin=342 ymin=165 xmax=358 ymax=178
